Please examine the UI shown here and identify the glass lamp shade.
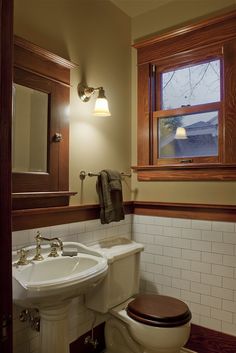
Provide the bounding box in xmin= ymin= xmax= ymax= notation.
xmin=175 ymin=127 xmax=188 ymax=139
xmin=93 ymin=97 xmax=111 ymax=117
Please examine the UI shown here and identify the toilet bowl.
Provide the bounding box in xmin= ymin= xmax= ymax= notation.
xmin=106 ymin=295 xmax=191 ymax=353
xmin=85 ymin=238 xmax=192 ymax=353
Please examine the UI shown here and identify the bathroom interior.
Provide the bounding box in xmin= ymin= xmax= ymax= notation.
xmin=1 ymin=0 xmax=236 ymax=352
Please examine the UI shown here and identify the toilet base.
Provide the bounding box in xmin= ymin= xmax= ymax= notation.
xmin=105 ymin=317 xmax=142 ymax=353
xmin=105 ymin=347 xmax=197 ymax=353
xmin=105 ymin=316 xmax=192 ymax=353
xmin=105 ymin=350 xmax=194 ymax=353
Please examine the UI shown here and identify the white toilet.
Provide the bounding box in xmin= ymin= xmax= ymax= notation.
xmin=85 ymin=238 xmax=191 ymax=353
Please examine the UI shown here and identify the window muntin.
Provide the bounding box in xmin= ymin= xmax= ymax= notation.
xmin=158 ymin=111 xmax=218 ymax=159
xmin=161 ymin=59 xmax=221 ymax=110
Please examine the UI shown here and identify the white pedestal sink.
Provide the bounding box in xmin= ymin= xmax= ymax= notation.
xmin=12 ymin=242 xmax=108 ymax=353
xmin=40 ymin=303 xmax=71 ymax=353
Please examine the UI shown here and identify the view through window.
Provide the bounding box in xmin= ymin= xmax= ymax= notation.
xmin=158 ymin=59 xmax=221 ymax=161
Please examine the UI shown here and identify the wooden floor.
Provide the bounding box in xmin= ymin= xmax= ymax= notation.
xmin=186 ymin=324 xmax=236 ymax=353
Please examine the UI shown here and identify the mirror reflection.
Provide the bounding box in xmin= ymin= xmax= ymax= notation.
xmin=12 ymin=84 xmax=48 ymax=173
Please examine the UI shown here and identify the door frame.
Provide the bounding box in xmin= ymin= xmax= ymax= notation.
xmin=0 ymin=0 xmax=13 ymax=352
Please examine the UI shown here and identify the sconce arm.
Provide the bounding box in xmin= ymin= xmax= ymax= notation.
xmin=78 ymin=84 xmax=104 ymax=102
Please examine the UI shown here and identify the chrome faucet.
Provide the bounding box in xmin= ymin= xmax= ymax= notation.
xmin=33 ymin=231 xmax=63 ymax=260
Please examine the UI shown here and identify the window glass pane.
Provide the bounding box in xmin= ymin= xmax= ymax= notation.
xmin=161 ymin=60 xmax=221 ymax=110
xmin=159 ymin=111 xmax=218 ymax=159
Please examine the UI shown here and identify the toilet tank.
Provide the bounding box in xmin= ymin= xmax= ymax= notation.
xmin=85 ymin=237 xmax=144 ymax=313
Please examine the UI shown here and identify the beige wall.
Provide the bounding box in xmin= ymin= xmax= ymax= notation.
xmin=14 ymin=0 xmax=131 ymax=204
xmin=132 ymin=0 xmax=236 ymax=41
xmin=14 ymin=0 xmax=236 ymax=206
xmin=131 ymin=0 xmax=236 ymax=205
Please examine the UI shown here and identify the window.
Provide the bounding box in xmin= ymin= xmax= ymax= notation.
xmin=134 ymin=10 xmax=236 ymax=180
xmin=154 ymin=58 xmax=222 ymax=165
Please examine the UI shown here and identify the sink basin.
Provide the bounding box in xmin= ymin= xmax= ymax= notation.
xmin=12 ymin=242 xmax=108 ymax=307
xmin=12 ymin=241 xmax=108 ymax=353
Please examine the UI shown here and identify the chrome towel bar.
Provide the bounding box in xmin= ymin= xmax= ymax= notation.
xmin=79 ymin=170 xmax=131 ymax=181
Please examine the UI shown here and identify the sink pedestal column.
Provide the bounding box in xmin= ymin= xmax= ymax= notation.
xmin=40 ymin=302 xmax=70 ymax=353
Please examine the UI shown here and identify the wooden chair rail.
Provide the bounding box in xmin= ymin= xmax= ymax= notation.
xmin=12 ymin=201 xmax=236 ymax=231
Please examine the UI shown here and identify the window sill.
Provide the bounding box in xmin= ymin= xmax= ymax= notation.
xmin=132 ymin=164 xmax=236 ymax=181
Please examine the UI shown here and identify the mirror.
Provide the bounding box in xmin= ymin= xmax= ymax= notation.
xmin=12 ymin=84 xmax=48 ymax=173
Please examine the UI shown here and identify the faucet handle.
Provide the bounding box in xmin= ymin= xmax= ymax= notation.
xmin=48 ymin=242 xmax=60 ymax=257
xmin=17 ymin=248 xmax=30 ymax=265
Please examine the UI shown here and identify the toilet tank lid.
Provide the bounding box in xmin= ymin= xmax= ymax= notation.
xmin=88 ymin=237 xmax=144 ymax=263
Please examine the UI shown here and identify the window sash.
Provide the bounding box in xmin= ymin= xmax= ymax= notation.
xmin=160 ymin=59 xmax=221 ymax=110
xmin=153 ymin=52 xmax=223 ymax=166
xmin=153 ymin=102 xmax=223 ymax=165
xmin=153 ymin=102 xmax=221 ymax=119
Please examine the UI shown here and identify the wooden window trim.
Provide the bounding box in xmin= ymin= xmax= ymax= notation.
xmin=133 ymin=10 xmax=236 ymax=181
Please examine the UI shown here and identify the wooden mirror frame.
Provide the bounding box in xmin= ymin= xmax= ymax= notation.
xmin=12 ymin=36 xmax=77 ymax=209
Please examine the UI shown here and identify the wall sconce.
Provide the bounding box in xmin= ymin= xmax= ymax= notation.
xmin=175 ymin=127 xmax=188 ymax=139
xmin=78 ymin=84 xmax=111 ymax=117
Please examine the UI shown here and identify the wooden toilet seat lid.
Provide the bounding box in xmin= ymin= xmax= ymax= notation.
xmin=127 ymin=294 xmax=191 ymax=328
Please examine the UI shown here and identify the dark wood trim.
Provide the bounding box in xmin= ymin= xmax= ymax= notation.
xmin=133 ymin=201 xmax=236 ymax=222
xmin=133 ymin=163 xmax=236 ymax=170
xmin=0 ymin=0 xmax=13 ymax=352
xmin=12 ymin=201 xmax=134 ymax=231
xmin=13 ymin=36 xmax=76 ymax=207
xmin=14 ymin=36 xmax=75 ymax=86
xmin=223 ymin=39 xmax=236 ymax=164
xmin=186 ymin=324 xmax=236 ymax=353
xmin=12 ymin=200 xmax=236 ymax=231
xmin=133 ymin=10 xmax=236 ymax=49
xmin=132 ymin=164 xmax=236 ymax=181
xmin=133 ymin=9 xmax=236 ymax=56
xmin=135 ymin=9 xmax=236 ymax=181
xmin=14 ymin=35 xmax=77 ymax=70
xmin=12 ymin=191 xmax=77 ymax=210
xmin=154 ymin=44 xmax=223 ymax=73
xmin=137 ymin=64 xmax=151 ymax=165
xmin=14 ymin=65 xmax=72 ymax=88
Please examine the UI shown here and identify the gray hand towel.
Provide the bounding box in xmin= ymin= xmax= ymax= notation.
xmin=96 ymin=170 xmax=124 ymax=224
xmin=105 ymin=169 xmax=122 ymax=191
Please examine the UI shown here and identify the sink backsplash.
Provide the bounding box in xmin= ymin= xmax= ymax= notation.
xmin=12 ymin=216 xmax=132 ymax=251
